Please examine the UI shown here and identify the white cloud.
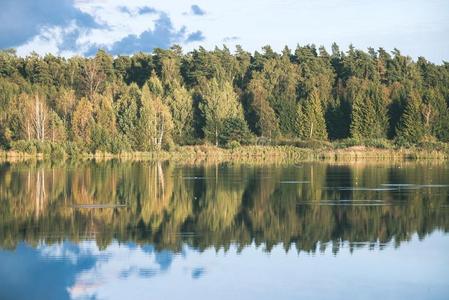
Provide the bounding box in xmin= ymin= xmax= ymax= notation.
xmin=3 ymin=0 xmax=449 ymax=61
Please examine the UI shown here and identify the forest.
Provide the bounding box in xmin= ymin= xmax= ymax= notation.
xmin=0 ymin=44 xmax=448 ymax=155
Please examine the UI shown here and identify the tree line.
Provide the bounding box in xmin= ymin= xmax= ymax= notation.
xmin=0 ymin=44 xmax=448 ymax=153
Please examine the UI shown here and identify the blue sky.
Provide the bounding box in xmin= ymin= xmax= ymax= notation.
xmin=1 ymin=0 xmax=448 ymax=62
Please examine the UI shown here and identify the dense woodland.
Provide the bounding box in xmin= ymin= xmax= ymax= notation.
xmin=0 ymin=44 xmax=448 ymax=154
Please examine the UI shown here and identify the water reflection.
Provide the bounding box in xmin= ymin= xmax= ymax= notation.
xmin=0 ymin=160 xmax=449 ymax=252
xmin=0 ymin=160 xmax=448 ymax=299
xmin=1 ymin=232 xmax=448 ymax=300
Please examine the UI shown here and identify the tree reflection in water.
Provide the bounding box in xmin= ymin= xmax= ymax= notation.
xmin=0 ymin=160 xmax=448 ymax=253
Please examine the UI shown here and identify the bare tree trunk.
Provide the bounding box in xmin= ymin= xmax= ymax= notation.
xmin=157 ymin=116 xmax=164 ymax=151
xmin=35 ymin=95 xmax=40 ymax=140
xmin=26 ymin=121 xmax=31 ymax=140
xmin=215 ymin=127 xmax=218 ymax=146
xmin=423 ymin=105 xmax=432 ymax=131
xmin=153 ymin=111 xmax=158 ymax=148
xmin=42 ymin=101 xmax=45 ymax=141
xmin=84 ymin=60 xmax=105 ymax=100
xmin=309 ymin=122 xmax=314 ymax=139
xmin=33 ymin=95 xmax=46 ymax=141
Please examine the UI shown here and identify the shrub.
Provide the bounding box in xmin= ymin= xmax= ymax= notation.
xmin=10 ymin=140 xmax=37 ymax=154
xmin=334 ymin=138 xmax=360 ymax=149
xmin=220 ymin=117 xmax=253 ymax=146
xmin=363 ymin=138 xmax=393 ymax=149
xmin=226 ymin=140 xmax=241 ymax=149
xmin=416 ymin=140 xmax=449 ymax=152
xmin=35 ymin=141 xmax=52 ymax=155
xmin=394 ymin=137 xmax=413 ymax=148
xmin=255 ymin=137 xmax=272 ymax=146
xmin=50 ymin=143 xmax=66 ymax=159
xmin=65 ymin=142 xmax=81 ymax=157
xmin=111 ymin=136 xmax=131 ymax=154
xmin=163 ymin=139 xmax=176 ymax=152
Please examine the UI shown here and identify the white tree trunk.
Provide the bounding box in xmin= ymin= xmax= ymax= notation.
xmin=33 ymin=95 xmax=46 ymax=141
xmin=157 ymin=115 xmax=164 ymax=150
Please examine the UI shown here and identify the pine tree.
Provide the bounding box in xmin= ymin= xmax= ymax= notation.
xmin=296 ymin=88 xmax=328 ymax=140
xmin=220 ymin=117 xmax=252 ymax=145
xmin=349 ymin=78 xmax=389 ymax=140
xmin=396 ymin=89 xmax=425 ymax=143
xmin=349 ymin=84 xmax=365 ymax=140
xmin=90 ymin=92 xmax=116 ymax=151
xmin=247 ymin=73 xmax=279 ymax=138
xmin=115 ymin=83 xmax=140 ymax=149
xmin=263 ymin=56 xmax=298 ymax=135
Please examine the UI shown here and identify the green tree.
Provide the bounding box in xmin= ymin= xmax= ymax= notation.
xmin=261 ymin=54 xmax=298 ymax=135
xmin=166 ymin=84 xmax=194 ymax=144
xmin=48 ymin=110 xmax=66 ymax=143
xmin=198 ymin=78 xmax=244 ymax=146
xmin=220 ymin=117 xmax=252 ymax=145
xmin=396 ymin=88 xmax=425 ymax=143
xmin=139 ymin=81 xmax=174 ymax=151
xmin=90 ymin=92 xmax=117 ymax=151
xmin=296 ymin=88 xmax=328 ymax=140
xmin=247 ymin=73 xmax=279 ymax=138
xmin=115 ymin=83 xmax=140 ymax=149
xmin=347 ymin=78 xmax=389 ymax=140
xmin=71 ymin=97 xmax=94 ymax=146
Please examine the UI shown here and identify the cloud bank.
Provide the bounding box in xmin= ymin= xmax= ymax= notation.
xmin=0 ymin=0 xmax=101 ymax=49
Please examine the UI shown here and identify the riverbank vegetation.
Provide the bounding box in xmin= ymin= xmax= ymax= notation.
xmin=2 ymin=141 xmax=449 ymax=163
xmin=0 ymin=44 xmax=448 ymax=158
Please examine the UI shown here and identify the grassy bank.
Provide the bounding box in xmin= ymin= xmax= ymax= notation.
xmin=2 ymin=142 xmax=449 ymax=163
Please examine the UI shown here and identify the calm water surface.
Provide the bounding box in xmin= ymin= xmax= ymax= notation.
xmin=0 ymin=160 xmax=448 ymax=299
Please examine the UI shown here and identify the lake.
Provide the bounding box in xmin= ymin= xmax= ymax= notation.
xmin=0 ymin=160 xmax=448 ymax=300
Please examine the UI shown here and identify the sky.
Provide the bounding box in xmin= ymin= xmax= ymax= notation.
xmin=1 ymin=0 xmax=448 ymax=62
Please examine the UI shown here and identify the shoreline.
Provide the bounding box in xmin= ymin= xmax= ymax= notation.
xmin=1 ymin=145 xmax=448 ymax=163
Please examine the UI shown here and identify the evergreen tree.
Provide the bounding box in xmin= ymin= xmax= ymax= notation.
xmin=90 ymin=92 xmax=117 ymax=151
xmin=262 ymin=55 xmax=298 ymax=135
xmin=421 ymin=88 xmax=448 ymax=139
xmin=396 ymin=89 xmax=425 ymax=143
xmin=115 ymin=83 xmax=140 ymax=149
xmin=220 ymin=117 xmax=252 ymax=145
xmin=247 ymin=73 xmax=279 ymax=138
xmin=296 ymin=88 xmax=328 ymax=140
xmin=348 ymin=78 xmax=389 ymax=140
